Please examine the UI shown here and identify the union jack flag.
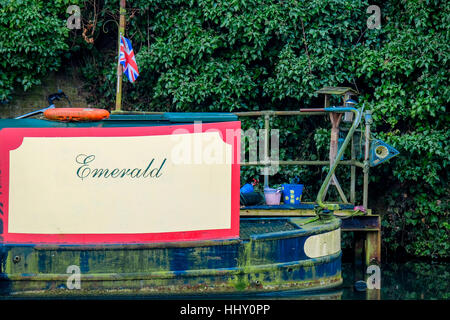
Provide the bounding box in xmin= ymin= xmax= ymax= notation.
xmin=119 ymin=35 xmax=139 ymax=83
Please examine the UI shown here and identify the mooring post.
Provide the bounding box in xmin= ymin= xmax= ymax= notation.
xmin=365 ymin=216 xmax=381 ymax=265
xmin=366 ymin=289 xmax=381 ymax=300
xmin=365 ymin=233 xmax=381 ymax=300
xmin=365 ymin=214 xmax=381 ymax=300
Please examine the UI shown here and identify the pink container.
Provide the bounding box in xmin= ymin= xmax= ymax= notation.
xmin=264 ymin=188 xmax=282 ymax=205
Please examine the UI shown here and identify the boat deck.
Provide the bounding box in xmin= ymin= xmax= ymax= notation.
xmin=240 ymin=204 xmax=381 ymax=266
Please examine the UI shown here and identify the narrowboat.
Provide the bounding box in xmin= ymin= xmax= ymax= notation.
xmin=0 ymin=111 xmax=342 ymax=297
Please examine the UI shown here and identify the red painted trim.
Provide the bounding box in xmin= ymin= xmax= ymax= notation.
xmin=0 ymin=121 xmax=240 ymax=244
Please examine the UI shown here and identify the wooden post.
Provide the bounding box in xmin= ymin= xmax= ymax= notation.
xmin=324 ymin=112 xmax=348 ymax=203
xmin=320 ymin=94 xmax=348 ymax=203
xmin=365 ymin=225 xmax=381 ymax=265
xmin=366 ymin=288 xmax=381 ymax=300
xmin=365 ymin=219 xmax=381 ymax=300
xmin=115 ymin=0 xmax=126 ymax=112
xmin=329 ymin=113 xmax=342 ymax=169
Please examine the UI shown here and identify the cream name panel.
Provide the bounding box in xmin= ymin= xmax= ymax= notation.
xmin=8 ymin=133 xmax=232 ymax=235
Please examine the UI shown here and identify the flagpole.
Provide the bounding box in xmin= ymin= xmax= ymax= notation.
xmin=115 ymin=0 xmax=126 ymax=112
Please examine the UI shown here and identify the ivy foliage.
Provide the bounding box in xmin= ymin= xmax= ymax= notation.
xmin=0 ymin=0 xmax=80 ymax=101
xmin=0 ymin=0 xmax=449 ymax=259
xmin=353 ymin=0 xmax=449 ymax=259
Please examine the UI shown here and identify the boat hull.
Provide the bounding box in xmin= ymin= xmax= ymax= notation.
xmin=0 ymin=217 xmax=342 ymax=297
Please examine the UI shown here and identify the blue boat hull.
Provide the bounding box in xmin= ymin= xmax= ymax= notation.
xmin=0 ymin=217 xmax=342 ymax=297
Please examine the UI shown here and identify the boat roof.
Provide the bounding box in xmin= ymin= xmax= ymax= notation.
xmin=0 ymin=112 xmax=239 ymax=128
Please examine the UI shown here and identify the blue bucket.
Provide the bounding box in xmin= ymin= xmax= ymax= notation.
xmin=240 ymin=183 xmax=254 ymax=194
xmin=281 ymin=184 xmax=304 ymax=204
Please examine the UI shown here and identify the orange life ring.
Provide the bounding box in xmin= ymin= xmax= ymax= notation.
xmin=44 ymin=108 xmax=110 ymax=122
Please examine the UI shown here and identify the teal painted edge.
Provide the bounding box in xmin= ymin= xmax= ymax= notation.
xmin=21 ymin=238 xmax=242 ymax=251
xmin=163 ymin=112 xmax=238 ymax=122
xmin=0 ymin=113 xmax=238 ymax=129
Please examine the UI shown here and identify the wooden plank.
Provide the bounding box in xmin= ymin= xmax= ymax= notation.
xmin=240 ymin=209 xmax=360 ymax=217
xmin=240 ymin=208 xmax=373 ymax=217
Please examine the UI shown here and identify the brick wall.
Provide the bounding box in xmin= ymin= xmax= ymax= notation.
xmin=0 ymin=71 xmax=91 ymax=119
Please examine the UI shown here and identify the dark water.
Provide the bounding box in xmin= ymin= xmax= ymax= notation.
xmin=209 ymin=261 xmax=450 ymax=300
xmin=153 ymin=261 xmax=450 ymax=300
xmin=194 ymin=261 xmax=450 ymax=300
xmin=339 ymin=261 xmax=450 ymax=300
xmin=0 ymin=261 xmax=448 ymax=300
